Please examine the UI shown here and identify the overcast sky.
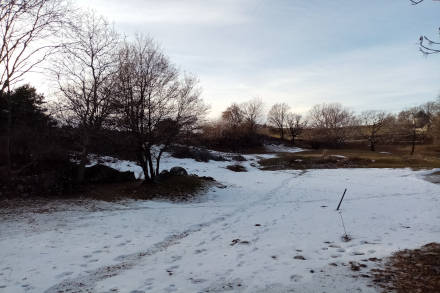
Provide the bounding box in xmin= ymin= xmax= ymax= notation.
xmin=75 ymin=0 xmax=440 ymax=117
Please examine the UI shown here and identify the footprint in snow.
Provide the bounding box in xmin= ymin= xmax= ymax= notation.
xmin=189 ymin=278 xmax=207 ymax=284
xmin=290 ymin=274 xmax=303 ymax=282
xmin=170 ymin=255 xmax=182 ymax=262
xmin=329 ymin=244 xmax=341 ymax=248
xmin=164 ymin=284 xmax=177 ymax=292
xmin=55 ymin=271 xmax=73 ymax=279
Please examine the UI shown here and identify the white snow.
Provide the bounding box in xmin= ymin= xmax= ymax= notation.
xmin=330 ymin=155 xmax=347 ymax=159
xmin=1 ymin=151 xmax=439 ymax=293
xmin=264 ymin=144 xmax=304 ymax=153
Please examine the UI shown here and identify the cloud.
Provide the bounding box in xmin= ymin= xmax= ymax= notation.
xmin=200 ymin=43 xmax=440 ymax=117
xmin=76 ymin=0 xmax=253 ymax=25
xmin=59 ymin=0 xmax=440 ymax=120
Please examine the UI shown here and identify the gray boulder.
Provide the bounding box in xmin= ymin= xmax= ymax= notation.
xmin=169 ymin=166 xmax=188 ymax=176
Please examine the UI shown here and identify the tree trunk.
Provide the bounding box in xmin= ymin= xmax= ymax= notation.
xmin=137 ymin=150 xmax=150 ymax=181
xmin=411 ymin=127 xmax=416 ymax=155
xmin=280 ymin=128 xmax=284 ymax=140
xmin=5 ymin=87 xmax=12 ymax=178
xmin=291 ymin=134 xmax=295 ymax=146
xmin=146 ymin=148 xmax=155 ymax=180
xmin=370 ymin=137 xmax=376 ymax=152
xmin=155 ymin=149 xmax=164 ymax=176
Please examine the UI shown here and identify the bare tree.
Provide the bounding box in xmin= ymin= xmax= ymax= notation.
xmin=410 ymin=0 xmax=440 ymax=55
xmin=397 ymin=108 xmax=422 ymax=155
xmin=267 ymin=103 xmax=289 ymax=140
xmin=0 ymin=0 xmax=70 ymax=174
xmin=241 ymin=97 xmax=264 ymax=132
xmin=114 ymin=36 xmax=207 ymax=181
xmin=308 ymin=103 xmax=355 ymax=145
xmin=55 ymin=11 xmax=119 ymax=182
xmin=359 ymin=110 xmax=391 ymax=151
xmin=222 ymin=103 xmax=244 ymax=129
xmin=286 ymin=112 xmax=306 ymax=145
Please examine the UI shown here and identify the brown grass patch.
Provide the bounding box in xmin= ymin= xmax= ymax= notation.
xmin=76 ymin=175 xmax=215 ymax=202
xmin=258 ymin=148 xmax=440 ymax=170
xmin=371 ymin=243 xmax=440 ymax=293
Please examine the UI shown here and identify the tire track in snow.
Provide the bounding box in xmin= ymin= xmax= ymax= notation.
xmin=44 ymin=174 xmax=297 ymax=293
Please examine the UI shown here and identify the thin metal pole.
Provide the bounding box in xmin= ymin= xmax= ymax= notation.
xmin=336 ymin=188 xmax=347 ymax=211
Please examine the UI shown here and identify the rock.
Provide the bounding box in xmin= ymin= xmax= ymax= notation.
xmin=155 ymin=170 xmax=170 ymax=182
xmin=231 ymin=155 xmax=247 ymax=162
xmin=169 ymin=166 xmax=188 ymax=176
xmin=226 ymin=164 xmax=247 ymax=172
xmin=160 ymin=170 xmax=170 ymax=176
xmin=84 ymin=164 xmax=136 ymax=183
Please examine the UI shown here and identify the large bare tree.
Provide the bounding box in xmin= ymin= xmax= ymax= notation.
xmin=114 ymin=37 xmax=206 ymax=181
xmin=0 ymin=0 xmax=70 ymax=174
xmin=308 ymin=103 xmax=355 ymax=145
xmin=222 ymin=103 xmax=244 ymax=130
xmin=397 ymin=108 xmax=421 ymax=155
xmin=267 ymin=103 xmax=289 ymax=140
xmin=55 ymin=11 xmax=119 ymax=182
xmin=286 ymin=112 xmax=307 ymax=145
xmin=359 ymin=110 xmax=391 ymax=151
xmin=241 ymin=97 xmax=264 ymax=132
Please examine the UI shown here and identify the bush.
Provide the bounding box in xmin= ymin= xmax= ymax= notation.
xmin=170 ymin=145 xmax=226 ymax=162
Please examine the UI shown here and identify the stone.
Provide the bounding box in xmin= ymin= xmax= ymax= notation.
xmin=169 ymin=166 xmax=188 ymax=176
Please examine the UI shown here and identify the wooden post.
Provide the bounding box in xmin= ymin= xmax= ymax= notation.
xmin=336 ymin=188 xmax=347 ymax=211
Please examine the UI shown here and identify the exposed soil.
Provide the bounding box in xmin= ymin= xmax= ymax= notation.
xmin=370 ymin=243 xmax=440 ymax=293
xmin=258 ymin=149 xmax=440 ymax=171
xmin=226 ymin=164 xmax=247 ymax=172
xmin=0 ymin=175 xmax=219 ymax=209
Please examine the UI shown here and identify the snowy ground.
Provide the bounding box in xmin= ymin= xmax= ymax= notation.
xmin=1 ymin=148 xmax=439 ymax=293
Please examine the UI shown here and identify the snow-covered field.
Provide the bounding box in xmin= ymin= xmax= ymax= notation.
xmin=1 ymin=149 xmax=439 ymax=293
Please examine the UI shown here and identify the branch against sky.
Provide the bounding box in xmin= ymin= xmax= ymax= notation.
xmin=410 ymin=0 xmax=440 ymax=55
xmin=0 ymin=0 xmax=72 ymax=92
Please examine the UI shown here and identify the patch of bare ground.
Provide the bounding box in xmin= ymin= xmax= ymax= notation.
xmin=258 ymin=148 xmax=440 ymax=170
xmin=0 ymin=175 xmax=218 ymax=214
xmin=424 ymin=171 xmax=440 ymax=184
xmin=370 ymin=243 xmax=440 ymax=293
xmin=226 ymin=164 xmax=247 ymax=172
xmin=76 ymin=175 xmax=218 ymax=202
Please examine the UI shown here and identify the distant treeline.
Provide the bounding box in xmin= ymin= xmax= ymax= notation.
xmin=208 ymin=99 xmax=440 ymax=153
